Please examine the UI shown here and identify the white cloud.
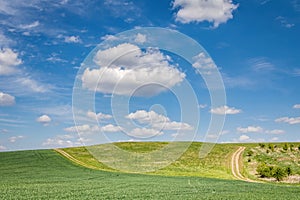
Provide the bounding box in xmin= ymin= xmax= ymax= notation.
xmin=9 ymin=135 xmax=24 ymax=143
xmin=237 ymin=126 xmax=263 ymax=133
xmin=0 ymin=145 xmax=6 ymax=150
xmin=0 ymin=48 xmax=22 ymax=75
xmin=16 ymin=77 xmax=49 ymax=93
xmin=19 ymin=21 xmax=39 ymax=29
xmin=0 ymin=92 xmax=15 ymax=106
xmin=129 ymin=127 xmax=163 ymax=138
xmin=101 ymin=34 xmax=118 ymax=41
xmin=271 ymin=137 xmax=279 ymax=141
xmin=36 ymin=115 xmax=52 ymax=125
xmin=64 ymin=35 xmax=81 ymax=43
xmin=42 ymin=134 xmax=79 ymax=148
xmin=82 ymin=43 xmax=185 ymax=96
xmin=86 ymin=111 xmax=112 ymax=121
xmin=101 ymin=124 xmax=121 ymax=132
xmin=265 ymin=129 xmax=285 ymax=135
xmin=276 ymin=16 xmax=295 ymax=28
xmin=134 ymin=33 xmax=147 ymax=44
xmin=210 ymin=105 xmax=241 ymax=115
xmin=192 ymin=52 xmax=216 ymax=74
xmin=172 ymin=0 xmax=238 ymax=28
xmin=293 ymin=104 xmax=300 ymax=109
xmin=239 ymin=134 xmax=250 ymax=141
xmin=126 ymin=110 xmax=193 ymax=131
xmin=64 ymin=124 xmax=121 ymax=133
xmin=198 ymin=104 xmax=207 ymax=109
xmin=275 ymin=117 xmax=300 ymax=125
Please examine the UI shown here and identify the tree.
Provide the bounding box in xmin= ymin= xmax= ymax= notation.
xmin=272 ymin=167 xmax=287 ymax=181
xmin=298 ymin=145 xmax=300 ymax=151
xmin=257 ymin=163 xmax=272 ymax=178
xmin=247 ymin=150 xmax=253 ymax=156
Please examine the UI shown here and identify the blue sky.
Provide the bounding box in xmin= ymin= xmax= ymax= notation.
xmin=0 ymin=0 xmax=300 ymax=151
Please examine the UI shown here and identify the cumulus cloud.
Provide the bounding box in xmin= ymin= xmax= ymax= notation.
xmin=275 ymin=117 xmax=300 ymax=125
xmin=239 ymin=134 xmax=250 ymax=141
xmin=192 ymin=52 xmax=217 ymax=74
xmin=0 ymin=145 xmax=6 ymax=150
xmin=134 ymin=33 xmax=147 ymax=44
xmin=293 ymin=104 xmax=300 ymax=109
xmin=237 ymin=126 xmax=263 ymax=133
xmin=36 ymin=115 xmax=52 ymax=125
xmin=210 ymin=105 xmax=241 ymax=115
xmin=42 ymin=134 xmax=79 ymax=148
xmin=0 ymin=48 xmax=22 ymax=75
xmin=9 ymin=135 xmax=24 ymax=143
xmin=64 ymin=124 xmax=121 ymax=133
xmin=101 ymin=34 xmax=118 ymax=41
xmin=82 ymin=43 xmax=185 ymax=96
xmin=129 ymin=127 xmax=163 ymax=138
xmin=86 ymin=111 xmax=112 ymax=121
xmin=64 ymin=35 xmax=81 ymax=43
xmin=126 ymin=110 xmax=193 ymax=131
xmin=172 ymin=0 xmax=238 ymax=28
xmin=265 ymin=129 xmax=285 ymax=135
xmin=0 ymin=92 xmax=15 ymax=106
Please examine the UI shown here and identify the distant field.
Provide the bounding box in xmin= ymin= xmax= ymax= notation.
xmin=1 ymin=143 xmax=300 ymax=199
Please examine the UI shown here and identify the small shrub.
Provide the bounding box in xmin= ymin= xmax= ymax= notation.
xmin=283 ymin=143 xmax=288 ymax=151
xmin=268 ymin=144 xmax=274 ymax=152
xmin=246 ymin=150 xmax=253 ymax=156
xmin=286 ymin=167 xmax=292 ymax=176
xmin=290 ymin=144 xmax=294 ymax=151
xmin=257 ymin=163 xmax=273 ymax=178
xmin=248 ymin=158 xmax=251 ymax=162
xmin=266 ymin=149 xmax=270 ymax=154
xmin=273 ymin=166 xmax=287 ymax=181
xmin=298 ymin=145 xmax=300 ymax=151
xmin=259 ymin=143 xmax=265 ymax=148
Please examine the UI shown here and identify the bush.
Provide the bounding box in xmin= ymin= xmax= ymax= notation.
xmin=290 ymin=144 xmax=294 ymax=151
xmin=268 ymin=144 xmax=274 ymax=152
xmin=259 ymin=143 xmax=265 ymax=148
xmin=246 ymin=150 xmax=253 ymax=156
xmin=283 ymin=143 xmax=288 ymax=151
xmin=286 ymin=167 xmax=292 ymax=176
xmin=273 ymin=167 xmax=287 ymax=181
xmin=298 ymin=145 xmax=300 ymax=151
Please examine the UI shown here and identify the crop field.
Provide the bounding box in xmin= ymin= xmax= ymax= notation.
xmin=1 ymin=143 xmax=300 ymax=199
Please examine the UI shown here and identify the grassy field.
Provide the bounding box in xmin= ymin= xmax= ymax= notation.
xmin=1 ymin=143 xmax=300 ymax=199
xmin=63 ymin=142 xmax=240 ymax=179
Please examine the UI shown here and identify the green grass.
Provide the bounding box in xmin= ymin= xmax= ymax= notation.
xmin=1 ymin=148 xmax=300 ymax=199
xmin=63 ymin=142 xmax=240 ymax=179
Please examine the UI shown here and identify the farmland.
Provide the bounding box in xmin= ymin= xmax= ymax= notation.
xmin=1 ymin=142 xmax=300 ymax=199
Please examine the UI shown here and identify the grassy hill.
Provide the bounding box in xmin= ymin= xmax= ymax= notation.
xmin=1 ymin=142 xmax=300 ymax=199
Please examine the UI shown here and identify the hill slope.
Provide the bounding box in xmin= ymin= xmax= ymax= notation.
xmin=1 ymin=145 xmax=300 ymax=199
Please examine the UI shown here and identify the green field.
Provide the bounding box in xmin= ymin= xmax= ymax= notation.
xmin=1 ymin=142 xmax=300 ymax=199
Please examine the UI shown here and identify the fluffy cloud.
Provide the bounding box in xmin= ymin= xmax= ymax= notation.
xmin=210 ymin=105 xmax=241 ymax=115
xmin=0 ymin=48 xmax=22 ymax=75
xmin=237 ymin=126 xmax=263 ymax=133
xmin=64 ymin=124 xmax=121 ymax=133
xmin=0 ymin=145 xmax=7 ymax=150
xmin=82 ymin=43 xmax=185 ymax=96
xmin=9 ymin=135 xmax=24 ymax=143
xmin=86 ymin=111 xmax=112 ymax=120
xmin=0 ymin=92 xmax=15 ymax=106
xmin=275 ymin=117 xmax=300 ymax=125
xmin=129 ymin=128 xmax=163 ymax=138
xmin=293 ymin=104 xmax=300 ymax=109
xmin=265 ymin=129 xmax=285 ymax=135
xmin=192 ymin=52 xmax=216 ymax=74
xmin=172 ymin=0 xmax=238 ymax=28
xmin=19 ymin=21 xmax=40 ymax=29
xmin=126 ymin=110 xmax=193 ymax=131
xmin=239 ymin=135 xmax=250 ymax=141
xmin=64 ymin=35 xmax=81 ymax=43
xmin=36 ymin=115 xmax=52 ymax=125
xmin=134 ymin=33 xmax=147 ymax=44
xmin=42 ymin=134 xmax=79 ymax=148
